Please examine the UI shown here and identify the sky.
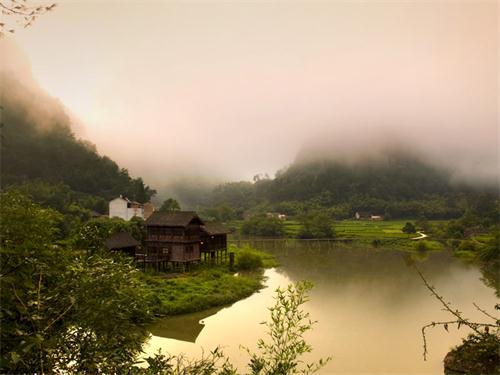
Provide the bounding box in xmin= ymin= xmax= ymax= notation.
xmin=3 ymin=0 xmax=499 ymax=185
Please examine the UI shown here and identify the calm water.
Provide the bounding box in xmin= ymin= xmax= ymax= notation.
xmin=143 ymin=242 xmax=498 ymax=374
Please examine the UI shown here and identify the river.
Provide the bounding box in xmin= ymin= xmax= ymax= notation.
xmin=143 ymin=241 xmax=498 ymax=374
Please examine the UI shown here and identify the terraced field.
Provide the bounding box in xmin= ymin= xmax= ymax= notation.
xmin=229 ymin=219 xmax=448 ymax=240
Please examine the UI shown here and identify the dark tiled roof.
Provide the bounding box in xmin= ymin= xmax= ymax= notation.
xmin=202 ymin=222 xmax=230 ymax=235
xmin=90 ymin=210 xmax=102 ymax=217
xmin=145 ymin=211 xmax=204 ymax=227
xmin=105 ymin=231 xmax=139 ymax=249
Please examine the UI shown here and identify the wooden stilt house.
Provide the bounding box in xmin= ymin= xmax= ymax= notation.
xmin=145 ymin=211 xmax=205 ymax=265
xmin=200 ymin=222 xmax=230 ymax=263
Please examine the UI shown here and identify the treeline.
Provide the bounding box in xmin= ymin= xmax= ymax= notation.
xmin=1 ymin=74 xmax=156 ymax=212
xmin=203 ymin=155 xmax=498 ymax=222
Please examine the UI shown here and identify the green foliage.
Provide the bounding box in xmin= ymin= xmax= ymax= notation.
xmin=414 ymin=240 xmax=429 ymax=252
xmin=0 ymin=191 xmax=153 ymax=373
xmin=140 ymin=266 xmax=262 ymax=316
xmin=159 ymin=198 xmax=181 ymax=212
xmin=417 ymin=267 xmax=499 ymax=372
xmin=297 ymin=211 xmax=335 ymax=239
xmin=1 ymin=77 xmax=156 ymax=202
xmin=72 ymin=216 xmax=144 ymax=253
xmin=402 ymin=222 xmax=417 ymax=235
xmin=204 ymin=155 xmax=498 ymax=222
xmin=445 ymin=333 xmax=500 ymax=375
xmin=477 ymin=230 xmax=500 ymax=263
xmin=230 ymin=245 xmax=279 ymax=269
xmin=245 ymin=281 xmax=331 ymax=375
xmin=236 ymin=250 xmax=264 ymax=271
xmin=241 ymin=216 xmax=285 ymax=237
xmin=133 ymin=348 xmax=237 ymax=375
xmin=1 ymin=190 xmax=328 ymax=374
xmin=210 ymin=182 xmax=256 ymax=218
xmin=202 ymin=203 xmax=237 ymax=222
xmin=50 ymin=254 xmax=153 ymax=374
xmin=444 ymin=220 xmax=466 ymax=239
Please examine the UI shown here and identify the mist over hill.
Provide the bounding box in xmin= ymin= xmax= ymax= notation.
xmin=0 ymin=43 xmax=155 ymax=206
xmin=202 ymin=151 xmax=498 ymax=221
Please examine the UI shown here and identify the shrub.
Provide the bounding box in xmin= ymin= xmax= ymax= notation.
xmin=402 ymin=222 xmax=417 ymax=235
xmin=457 ymin=239 xmax=477 ymax=252
xmin=236 ymin=250 xmax=264 ymax=271
xmin=297 ymin=211 xmax=335 ymax=239
xmin=414 ymin=241 xmax=429 ymax=252
xmin=241 ymin=216 xmax=285 ymax=237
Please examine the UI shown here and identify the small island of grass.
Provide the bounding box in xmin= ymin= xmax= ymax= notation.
xmin=140 ymin=246 xmax=278 ymax=316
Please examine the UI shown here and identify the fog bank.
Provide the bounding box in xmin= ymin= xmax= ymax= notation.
xmin=4 ymin=1 xmax=498 ymax=186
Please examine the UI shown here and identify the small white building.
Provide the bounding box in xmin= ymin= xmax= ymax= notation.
xmin=109 ymin=196 xmax=144 ymax=221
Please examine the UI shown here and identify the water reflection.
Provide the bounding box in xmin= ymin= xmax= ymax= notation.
xmin=148 ymin=306 xmax=224 ymax=343
xmin=144 ymin=243 xmax=498 ymax=374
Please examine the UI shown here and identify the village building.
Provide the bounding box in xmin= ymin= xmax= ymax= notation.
xmin=143 ymin=202 xmax=155 ymax=220
xmin=109 ymin=195 xmax=145 ymax=221
xmin=145 ymin=211 xmax=204 ymax=266
xmin=266 ymin=212 xmax=287 ymax=220
xmin=145 ymin=211 xmax=229 ymax=268
xmin=355 ymin=212 xmax=384 ymax=221
xmin=201 ymin=222 xmax=230 ymax=263
xmin=104 ymin=231 xmax=139 ymax=257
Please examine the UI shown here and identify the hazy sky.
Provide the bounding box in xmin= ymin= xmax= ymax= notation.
xmin=5 ymin=0 xmax=499 ymax=184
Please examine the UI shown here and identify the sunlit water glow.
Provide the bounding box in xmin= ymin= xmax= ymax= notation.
xmin=142 ymin=244 xmax=498 ymax=374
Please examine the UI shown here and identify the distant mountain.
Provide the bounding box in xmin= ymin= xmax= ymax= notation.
xmin=206 ymin=152 xmax=497 ymax=220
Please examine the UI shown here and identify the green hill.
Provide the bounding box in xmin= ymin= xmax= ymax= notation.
xmin=0 ymin=74 xmax=156 ymax=210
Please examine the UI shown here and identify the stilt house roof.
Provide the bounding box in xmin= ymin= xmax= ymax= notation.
xmin=145 ymin=211 xmax=205 ymax=227
xmin=105 ymin=231 xmax=140 ymax=249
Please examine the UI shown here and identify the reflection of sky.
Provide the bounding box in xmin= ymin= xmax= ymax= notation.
xmin=142 ymin=269 xmax=292 ymax=369
xmin=143 ymin=249 xmax=498 ymax=374
xmin=6 ymin=1 xmax=498 ymax=183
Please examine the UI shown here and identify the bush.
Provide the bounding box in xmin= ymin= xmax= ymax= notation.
xmin=241 ymin=216 xmax=285 ymax=237
xmin=402 ymin=222 xmax=417 ymax=235
xmin=457 ymin=239 xmax=477 ymax=252
xmin=236 ymin=250 xmax=264 ymax=271
xmin=445 ymin=333 xmax=500 ymax=375
xmin=414 ymin=240 xmax=429 ymax=252
xmin=297 ymin=211 xmax=335 ymax=239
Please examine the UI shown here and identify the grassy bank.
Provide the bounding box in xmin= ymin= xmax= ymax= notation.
xmin=140 ymin=246 xmax=276 ymax=316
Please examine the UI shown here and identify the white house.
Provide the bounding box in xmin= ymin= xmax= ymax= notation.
xmin=109 ymin=196 xmax=144 ymax=221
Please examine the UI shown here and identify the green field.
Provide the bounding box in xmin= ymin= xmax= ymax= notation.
xmin=230 ymin=219 xmax=447 ymax=239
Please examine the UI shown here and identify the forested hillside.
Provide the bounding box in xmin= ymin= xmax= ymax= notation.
xmin=0 ymin=74 xmax=156 ymax=212
xmin=205 ymin=154 xmax=498 ymax=221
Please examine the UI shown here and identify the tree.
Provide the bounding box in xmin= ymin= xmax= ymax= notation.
xmin=298 ymin=211 xmax=335 ymax=239
xmin=245 ymin=282 xmax=331 ymax=374
xmin=416 ymin=267 xmax=499 ymax=374
xmin=0 ymin=191 xmax=153 ymax=373
xmin=241 ymin=216 xmax=285 ymax=237
xmin=159 ymin=198 xmax=181 ymax=212
xmin=402 ymin=222 xmax=416 ymax=235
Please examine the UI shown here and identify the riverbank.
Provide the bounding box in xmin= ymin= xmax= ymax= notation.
xmin=139 ymin=246 xmax=278 ymax=316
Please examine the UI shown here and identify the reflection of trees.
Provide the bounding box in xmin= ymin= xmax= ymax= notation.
xmin=479 ymin=263 xmax=499 ymax=298
xmin=243 ymin=239 xmax=496 ymax=304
